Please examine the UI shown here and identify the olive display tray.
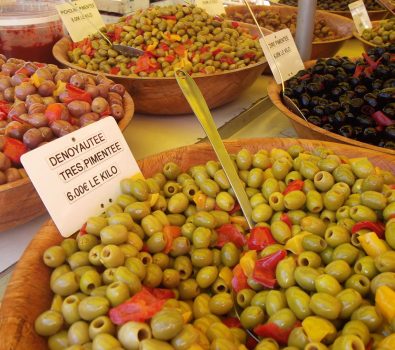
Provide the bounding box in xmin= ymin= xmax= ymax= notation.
xmin=0 ymin=93 xmax=135 ymax=233
xmin=353 ymin=20 xmax=389 ymax=52
xmin=225 ymin=5 xmax=354 ymax=60
xmin=52 ymin=21 xmax=269 ymax=116
xmin=0 ymin=137 xmax=394 ymax=350
xmin=267 ymin=61 xmax=395 ymax=156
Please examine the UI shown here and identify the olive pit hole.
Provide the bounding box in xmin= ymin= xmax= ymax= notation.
xmin=66 ymin=297 xmax=77 ymax=304
xmin=93 ymin=319 xmax=104 ymax=328
xmin=138 ymin=328 xmax=150 ymax=341
xmin=87 ymin=283 xmax=95 ymax=291
xmin=272 ymin=197 xmax=279 ymax=204
xmin=300 ymin=258 xmax=309 ymax=266
xmin=141 ymin=256 xmax=151 ymax=264
xmin=102 ymin=250 xmax=111 ymax=258
xmin=179 ymin=269 xmax=186 ymax=277
xmin=217 ymin=285 xmax=226 ymax=292
xmin=316 ymin=173 xmax=323 ymax=181
xmin=188 ymin=189 xmax=196 ymax=196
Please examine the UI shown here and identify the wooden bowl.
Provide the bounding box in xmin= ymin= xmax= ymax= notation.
xmin=1 ymin=137 xmax=394 ymax=350
xmin=226 ymin=5 xmax=354 ymax=60
xmin=267 ymin=61 xmax=395 ymax=155
xmin=0 ymin=93 xmax=134 ymax=233
xmin=52 ymin=25 xmax=269 ymax=116
xmin=353 ymin=20 xmax=390 ymax=52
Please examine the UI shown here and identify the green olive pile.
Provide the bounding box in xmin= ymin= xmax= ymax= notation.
xmin=362 ymin=18 xmax=395 ymax=46
xmin=227 ymin=9 xmax=339 ymax=42
xmin=68 ymin=4 xmax=264 ymax=77
xmin=0 ymin=55 xmax=127 ymax=185
xmin=35 ymin=145 xmax=395 ymax=350
xmin=277 ymin=0 xmax=383 ymax=11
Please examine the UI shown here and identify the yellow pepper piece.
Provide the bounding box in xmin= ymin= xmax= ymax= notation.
xmin=148 ymin=193 xmax=160 ymax=207
xmin=182 ymin=310 xmax=193 ymax=324
xmin=378 ymin=333 xmax=395 ymax=350
xmin=130 ymin=172 xmax=144 ymax=181
xmin=146 ymin=41 xmax=158 ymax=52
xmin=31 ymin=72 xmax=44 ymax=88
xmin=358 ymin=231 xmax=389 ymax=258
xmin=50 ymin=294 xmax=63 ymax=312
xmin=302 ymin=316 xmax=337 ymax=343
xmin=376 ymin=285 xmax=395 ymax=323
xmin=219 ymin=266 xmax=233 ymax=288
xmin=240 ymin=250 xmax=257 ymax=278
xmin=230 ymin=216 xmax=248 ymax=230
xmin=170 ymin=34 xmax=181 ymax=42
xmin=193 ymin=191 xmax=207 ymax=210
xmin=53 ymin=79 xmax=67 ymax=97
xmin=285 ymin=232 xmax=310 ymax=255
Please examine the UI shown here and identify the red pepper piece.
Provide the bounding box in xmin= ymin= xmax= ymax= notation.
xmin=231 ymin=21 xmax=240 ymax=28
xmin=254 ymin=321 xmax=300 ymax=345
xmin=3 ymin=137 xmax=28 ymax=164
xmin=200 ymin=46 xmax=210 ymax=53
xmin=283 ymin=179 xmax=304 ymax=195
xmin=64 ymin=84 xmax=92 ymax=104
xmin=110 ymin=67 xmax=120 ymax=75
xmin=0 ymin=100 xmax=10 ymax=120
xmin=352 ymin=221 xmax=385 ymax=239
xmin=222 ymin=317 xmax=241 ymax=328
xmin=134 ymin=54 xmax=160 ymax=74
xmin=353 ymin=64 xmax=365 ymax=78
xmin=79 ymin=223 xmax=87 ymax=236
xmin=252 ymin=249 xmax=287 ymax=288
xmin=363 ymin=52 xmax=383 ymax=70
xmin=216 ymin=223 xmax=246 ymax=248
xmin=109 ymin=287 xmax=170 ymax=325
xmin=247 ymin=226 xmax=276 ymax=251
xmin=232 ymin=263 xmax=249 ymax=293
xmin=372 ymin=111 xmax=395 ymax=127
xmin=366 ymin=339 xmax=373 ymax=350
xmin=220 ymin=56 xmax=235 ymax=65
xmin=163 ymin=225 xmax=181 ymax=254
xmin=164 ymin=55 xmax=175 ymax=63
xmin=45 ymin=103 xmax=68 ymax=124
xmin=298 ymin=73 xmax=311 ymax=80
xmin=174 ymin=44 xmax=186 ymax=57
xmin=159 ymin=42 xmax=170 ymax=51
xmin=390 ymin=184 xmax=395 ymax=189
xmin=280 ymin=213 xmax=292 ymax=229
xmin=145 ymin=287 xmax=175 ymax=300
xmin=159 ymin=15 xmax=177 ymax=20
xmin=243 ymin=52 xmax=256 ymax=59
xmin=212 ymin=48 xmax=222 ymax=57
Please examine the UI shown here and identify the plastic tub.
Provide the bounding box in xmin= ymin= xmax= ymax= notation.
xmin=0 ymin=1 xmax=64 ymax=64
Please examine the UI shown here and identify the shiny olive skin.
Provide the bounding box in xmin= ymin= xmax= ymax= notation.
xmin=275 ymin=256 xmax=296 ymax=289
xmin=92 ymin=333 xmax=121 ymax=350
xmin=208 ymin=292 xmax=234 ymax=315
xmin=43 ymin=246 xmax=67 ymax=268
xmin=89 ymin=316 xmax=115 ymax=339
xmin=285 ymin=286 xmax=312 ymax=320
xmin=324 ymin=260 xmax=352 ymax=283
xmin=294 ymin=266 xmax=321 ymax=292
xmin=196 ymin=265 xmax=218 ymax=289
xmin=78 ymin=296 xmax=110 ymax=321
xmin=51 ymin=271 xmax=80 ymax=297
xmin=336 ymin=288 xmax=363 ymax=319
xmin=309 ymin=292 xmax=342 ymax=320
xmin=351 ymin=305 xmax=383 ymax=332
xmin=150 ymin=308 xmax=184 ymax=340
xmin=240 ymin=305 xmax=265 ymax=329
xmin=220 ymin=242 xmax=240 ymax=268
xmin=67 ymin=320 xmax=90 ymax=345
xmin=265 ymin=290 xmax=287 ymax=317
xmin=35 ymin=310 xmax=64 ymax=336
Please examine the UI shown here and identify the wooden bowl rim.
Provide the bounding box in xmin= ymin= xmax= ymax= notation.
xmin=352 ymin=20 xmax=391 ymax=48
xmin=225 ymin=4 xmax=355 ymax=44
xmin=52 ymin=23 xmax=269 ymax=82
xmin=267 ymin=60 xmax=395 ymax=156
xmin=0 ymin=91 xmax=134 ymax=195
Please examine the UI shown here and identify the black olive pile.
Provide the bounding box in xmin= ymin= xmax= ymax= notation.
xmin=284 ymin=44 xmax=395 ymax=150
xmin=277 ymin=0 xmax=383 ymax=11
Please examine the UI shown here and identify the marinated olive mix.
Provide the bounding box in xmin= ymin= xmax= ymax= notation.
xmin=278 ymin=0 xmax=383 ymax=11
xmin=227 ymin=9 xmax=339 ymax=42
xmin=68 ymin=4 xmax=264 ymax=77
xmin=362 ymin=18 xmax=395 ymax=47
xmin=37 ymin=145 xmax=395 ymax=350
xmin=0 ymin=55 xmax=127 ymax=185
xmin=284 ymin=44 xmax=395 ymax=150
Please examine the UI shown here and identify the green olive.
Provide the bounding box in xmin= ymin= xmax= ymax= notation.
xmin=35 ymin=310 xmax=64 ymax=336
xmin=208 ymin=292 xmax=234 ymax=315
xmin=150 ymin=308 xmax=184 ymax=340
xmin=78 ymin=296 xmax=110 ymax=321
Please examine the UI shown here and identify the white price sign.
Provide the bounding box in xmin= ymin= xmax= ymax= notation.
xmin=259 ymin=28 xmax=304 ymax=84
xmin=349 ymin=0 xmax=372 ymax=34
xmin=195 ymin=0 xmax=225 ymax=15
xmin=55 ymin=0 xmax=105 ymax=42
xmin=21 ymin=118 xmax=141 ymax=237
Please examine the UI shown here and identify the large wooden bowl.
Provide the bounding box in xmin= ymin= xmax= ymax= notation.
xmin=353 ymin=20 xmax=390 ymax=52
xmin=0 ymin=93 xmax=134 ymax=233
xmin=267 ymin=61 xmax=395 ymax=155
xmin=226 ymin=5 xmax=354 ymax=60
xmin=52 ymin=27 xmax=269 ymax=116
xmin=0 ymin=137 xmax=394 ymax=350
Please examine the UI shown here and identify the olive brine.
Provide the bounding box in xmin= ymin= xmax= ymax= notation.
xmin=36 ymin=144 xmax=395 ymax=350
xmin=284 ymin=45 xmax=395 ymax=150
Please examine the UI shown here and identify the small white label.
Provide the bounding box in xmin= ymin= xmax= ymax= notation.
xmin=195 ymin=0 xmax=226 ymax=15
xmin=259 ymin=28 xmax=304 ymax=85
xmin=55 ymin=0 xmax=106 ymax=42
xmin=349 ymin=0 xmax=372 ymax=34
xmin=21 ymin=118 xmax=141 ymax=237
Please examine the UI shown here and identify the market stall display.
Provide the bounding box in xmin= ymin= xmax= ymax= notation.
xmin=0 ymin=57 xmax=134 ymax=232
xmin=0 ymin=138 xmax=394 ymax=350
xmin=52 ymin=4 xmax=268 ymax=115
xmin=225 ymin=5 xmax=354 ymax=60
xmin=268 ymin=45 xmax=395 ymax=155
xmin=275 ymin=0 xmax=388 ymax=20
xmin=353 ymin=18 xmax=395 ymax=51
xmin=0 ymin=1 xmax=64 ymax=64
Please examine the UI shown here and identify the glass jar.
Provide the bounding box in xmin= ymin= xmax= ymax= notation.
xmin=0 ymin=1 xmax=64 ymax=64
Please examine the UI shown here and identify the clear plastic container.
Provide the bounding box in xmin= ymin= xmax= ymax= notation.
xmin=0 ymin=1 xmax=64 ymax=63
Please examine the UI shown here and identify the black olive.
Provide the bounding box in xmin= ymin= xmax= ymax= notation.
xmin=349 ymin=77 xmax=361 ymax=87
xmin=383 ymin=104 xmax=395 ymax=118
xmin=378 ymin=88 xmax=395 ymax=102
xmin=371 ymin=79 xmax=383 ymax=90
xmin=354 ymin=85 xmax=368 ymax=96
xmin=307 ymin=116 xmax=322 ymax=126
xmin=291 ymin=98 xmax=300 ymax=107
xmin=342 ymin=61 xmax=356 ymax=74
xmin=333 ymin=111 xmax=346 ymax=125
xmin=361 ymin=127 xmax=378 ymax=142
xmin=338 ymin=125 xmax=354 ymax=138
xmin=310 ymin=96 xmax=322 ymax=107
xmin=283 ymin=87 xmax=294 ymax=97
xmin=306 ymin=82 xmax=323 ymax=95
xmin=325 ymin=65 xmax=337 ymax=75
xmin=312 ymin=105 xmax=325 ymax=116
xmin=339 ymin=95 xmax=351 ymax=105
xmin=363 ymin=93 xmax=378 ymax=108
xmin=338 ymin=82 xmax=350 ymax=92
xmin=323 ymin=74 xmax=336 ymax=88
xmin=375 ymin=65 xmax=390 ymax=78
xmin=325 ymin=102 xmax=340 ymax=115
xmin=384 ymin=141 xmax=395 ymax=150
xmin=353 ymin=126 xmax=363 ymax=139
xmin=300 ymin=108 xmax=310 ymax=117
xmin=336 ymin=73 xmax=348 ymax=82
xmin=292 ymin=84 xmax=304 ymax=95
xmin=350 ymin=98 xmax=364 ymax=111
xmin=345 ymin=91 xmax=356 ymax=99
xmin=296 ymin=69 xmax=309 ymax=78
xmin=383 ymin=79 xmax=395 ymax=89
xmin=299 ymin=93 xmax=311 ymax=107
xmin=322 ymin=124 xmax=334 ymax=132
xmin=385 ymin=125 xmax=395 ymax=139
xmin=361 ymin=105 xmax=375 ymax=116
xmin=312 ymin=63 xmax=325 ymax=74
xmin=356 ymin=114 xmax=374 ymax=127
xmin=331 ymin=86 xmax=343 ymax=98
xmin=326 ymin=58 xmax=340 ymax=67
